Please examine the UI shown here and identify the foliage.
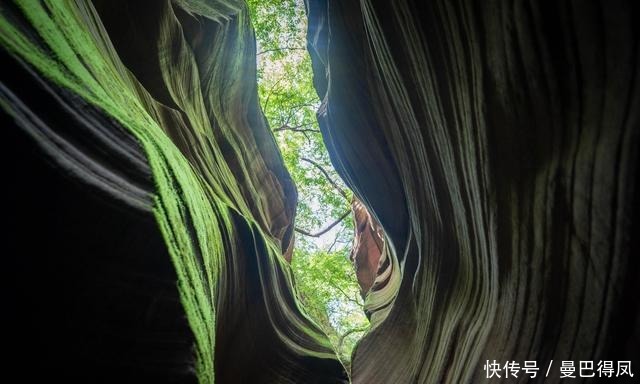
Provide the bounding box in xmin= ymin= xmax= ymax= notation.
xmin=292 ymin=247 xmax=368 ymax=363
xmin=247 ymin=0 xmax=369 ymax=363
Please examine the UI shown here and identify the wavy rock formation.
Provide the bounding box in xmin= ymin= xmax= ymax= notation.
xmin=350 ymin=198 xmax=384 ymax=299
xmin=2 ymin=0 xmax=639 ymax=383
xmin=2 ymin=1 xmax=345 ymax=382
xmin=307 ymin=0 xmax=639 ymax=382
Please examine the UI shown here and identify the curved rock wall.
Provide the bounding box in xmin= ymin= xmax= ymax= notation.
xmin=307 ymin=0 xmax=639 ymax=382
xmin=2 ymin=0 xmax=638 ymax=382
xmin=1 ymin=1 xmax=346 ymax=382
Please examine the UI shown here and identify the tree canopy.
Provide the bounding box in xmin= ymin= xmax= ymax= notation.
xmin=247 ymin=0 xmax=368 ymax=363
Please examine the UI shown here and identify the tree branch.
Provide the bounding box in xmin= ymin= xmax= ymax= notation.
xmin=338 ymin=326 xmax=369 ymax=351
xmin=301 ymin=130 xmax=312 ymax=145
xmin=273 ymin=123 xmax=319 ymax=133
xmin=257 ymin=46 xmax=306 ymax=56
xmin=325 ymin=278 xmax=363 ymax=307
xmin=300 ymin=157 xmax=350 ymax=200
xmin=327 ymin=225 xmax=345 ymax=253
xmin=288 ymin=102 xmax=318 ymax=111
xmin=295 ymin=209 xmax=350 ymax=237
xmin=263 ymin=76 xmax=285 ymax=112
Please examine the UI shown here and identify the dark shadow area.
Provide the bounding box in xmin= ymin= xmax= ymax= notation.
xmin=3 ymin=53 xmax=197 ymax=383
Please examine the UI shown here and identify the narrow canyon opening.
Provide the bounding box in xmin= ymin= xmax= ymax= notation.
xmin=2 ymin=1 xmax=638 ymax=383
xmin=248 ymin=0 xmax=369 ymax=365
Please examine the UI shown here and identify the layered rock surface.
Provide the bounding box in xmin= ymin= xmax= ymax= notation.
xmin=307 ymin=0 xmax=639 ymax=382
xmin=2 ymin=0 xmax=639 ymax=383
xmin=2 ymin=1 xmax=345 ymax=382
